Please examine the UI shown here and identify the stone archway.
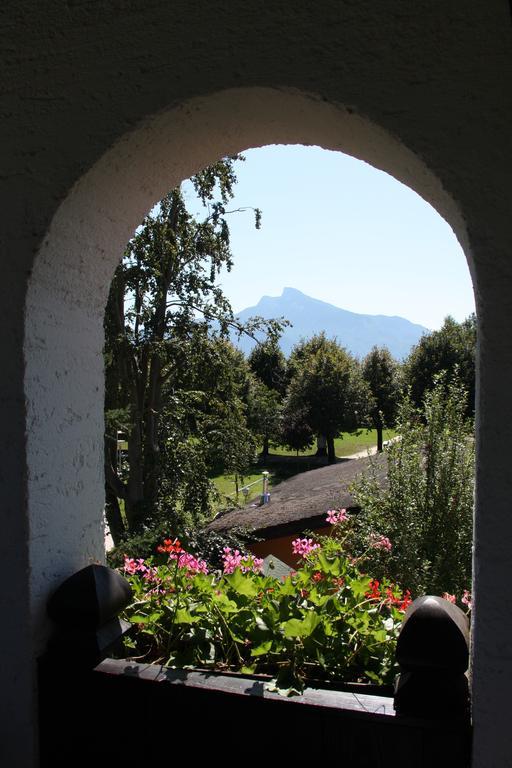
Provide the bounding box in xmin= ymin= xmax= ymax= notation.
xmin=23 ymin=83 xmax=484 ymax=752
xmin=0 ymin=32 xmax=506 ymax=761
xmin=25 ymin=89 xmax=473 ymax=652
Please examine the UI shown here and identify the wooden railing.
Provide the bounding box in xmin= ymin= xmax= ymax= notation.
xmin=38 ymin=565 xmax=471 ymax=767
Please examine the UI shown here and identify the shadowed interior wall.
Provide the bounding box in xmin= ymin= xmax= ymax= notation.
xmin=2 ymin=4 xmax=512 ymax=766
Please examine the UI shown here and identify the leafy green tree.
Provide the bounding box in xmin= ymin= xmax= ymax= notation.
xmin=404 ymin=314 xmax=476 ymax=416
xmin=156 ymin=334 xmax=256 ymax=527
xmin=104 ymin=158 xmax=279 ymax=541
xmin=351 ymin=372 xmax=474 ymax=597
xmin=284 ymin=334 xmax=369 ymax=464
xmin=201 ymin=340 xmax=257 ymax=494
xmin=286 ymin=334 xmax=345 ymax=456
xmin=279 ymin=403 xmax=315 ymax=455
xmin=247 ymin=338 xmax=287 ymax=456
xmin=248 ymin=338 xmax=287 ymax=396
xmin=245 ymin=377 xmax=282 ymax=458
xmin=362 ymin=346 xmax=401 ymax=452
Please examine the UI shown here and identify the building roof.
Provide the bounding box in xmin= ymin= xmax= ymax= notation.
xmin=207 ymin=453 xmax=388 ymax=540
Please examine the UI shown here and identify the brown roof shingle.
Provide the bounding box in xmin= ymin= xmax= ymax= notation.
xmin=207 ymin=453 xmax=387 ymax=538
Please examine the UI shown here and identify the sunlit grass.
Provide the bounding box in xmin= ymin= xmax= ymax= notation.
xmin=269 ymin=428 xmax=397 ymax=458
xmin=211 ymin=428 xmax=397 ymax=506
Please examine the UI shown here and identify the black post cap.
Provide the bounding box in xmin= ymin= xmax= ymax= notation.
xmin=47 ymin=564 xmax=133 ymax=630
xmin=396 ymin=595 xmax=469 ymax=673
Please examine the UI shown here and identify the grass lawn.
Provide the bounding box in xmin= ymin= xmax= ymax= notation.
xmin=211 ymin=428 xmax=397 ymax=506
xmin=269 ymin=428 xmax=397 ymax=458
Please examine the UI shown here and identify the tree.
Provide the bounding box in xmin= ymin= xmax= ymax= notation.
xmin=362 ymin=346 xmax=401 ymax=452
xmin=248 ymin=338 xmax=287 ymax=396
xmin=104 ymin=157 xmax=278 ymax=542
xmin=279 ymin=403 xmax=315 ymax=455
xmin=156 ymin=333 xmax=257 ymax=527
xmin=404 ymin=314 xmax=476 ymax=416
xmin=245 ymin=376 xmax=282 ymax=458
xmin=286 ymin=334 xmax=340 ymax=456
xmin=351 ymin=372 xmax=474 ymax=597
xmin=284 ymin=334 xmax=369 ymax=464
xmin=247 ymin=338 xmax=287 ymax=456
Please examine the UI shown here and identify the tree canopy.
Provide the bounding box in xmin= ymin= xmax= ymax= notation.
xmin=283 ymin=334 xmax=369 ymax=463
xmin=362 ymin=346 xmax=401 ymax=451
xmin=104 ymin=157 xmax=279 ymax=543
xmin=403 ymin=314 xmax=476 ymax=416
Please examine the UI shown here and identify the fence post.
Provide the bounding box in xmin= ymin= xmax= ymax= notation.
xmin=394 ymin=595 xmax=470 ymax=720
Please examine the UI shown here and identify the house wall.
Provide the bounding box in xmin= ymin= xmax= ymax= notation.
xmin=1 ymin=3 xmax=512 ymax=765
xmin=249 ymin=526 xmax=332 ymax=569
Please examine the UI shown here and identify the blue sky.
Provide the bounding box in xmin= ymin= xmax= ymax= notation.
xmin=183 ymin=145 xmax=475 ymax=331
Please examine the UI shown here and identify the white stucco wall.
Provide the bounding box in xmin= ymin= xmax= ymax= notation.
xmin=26 ymin=83 xmax=472 ymax=631
xmin=2 ymin=3 xmax=512 ymax=765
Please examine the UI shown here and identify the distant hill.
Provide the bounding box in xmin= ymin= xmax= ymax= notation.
xmin=231 ymin=287 xmax=428 ymax=359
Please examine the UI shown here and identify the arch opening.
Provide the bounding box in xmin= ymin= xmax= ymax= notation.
xmin=24 ymin=86 xmax=475 ymax=651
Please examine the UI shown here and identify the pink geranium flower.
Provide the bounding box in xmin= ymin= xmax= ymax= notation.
xmin=369 ymin=533 xmax=392 ymax=552
xmin=222 ymin=547 xmax=263 ymax=574
xmin=292 ymin=537 xmax=320 ymax=557
xmin=326 ymin=508 xmax=348 ymax=525
xmin=442 ymin=592 xmax=456 ymax=604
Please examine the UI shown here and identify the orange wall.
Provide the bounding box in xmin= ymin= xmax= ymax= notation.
xmin=248 ymin=525 xmax=332 ymax=568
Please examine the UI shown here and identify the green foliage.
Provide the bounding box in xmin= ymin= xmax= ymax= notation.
xmin=104 ymin=158 xmax=282 ymax=542
xmin=283 ymin=334 xmax=370 ymax=463
xmin=362 ymin=346 xmax=401 ymax=450
xmin=248 ymin=339 xmax=287 ymax=395
xmin=350 ymin=372 xmax=474 ymax=596
xmin=279 ymin=404 xmax=316 ymax=454
xmin=245 ymin=377 xmax=283 ymax=456
xmin=107 ymin=524 xmax=259 ymax=571
xmin=404 ymin=314 xmax=476 ymax=417
xmin=119 ymin=535 xmax=411 ymax=694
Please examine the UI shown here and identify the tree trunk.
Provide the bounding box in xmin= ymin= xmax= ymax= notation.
xmin=316 ymin=434 xmax=327 ymax=457
xmin=105 ymin=489 xmax=125 ymax=547
xmin=260 ymin=436 xmax=269 ymax=458
xmin=327 ymin=435 xmax=336 ymax=464
xmin=143 ymin=352 xmax=163 ymax=511
xmin=377 ymin=425 xmax=384 ymax=453
xmin=125 ymin=408 xmax=145 ymax=532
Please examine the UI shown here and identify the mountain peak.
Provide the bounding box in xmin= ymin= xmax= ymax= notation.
xmin=281 ymin=286 xmax=305 ymax=297
xmin=232 ymin=288 xmax=428 ymax=360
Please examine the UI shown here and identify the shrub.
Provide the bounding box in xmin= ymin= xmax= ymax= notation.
xmin=107 ymin=523 xmax=260 ymax=572
xmin=350 ymin=372 xmax=474 ymax=597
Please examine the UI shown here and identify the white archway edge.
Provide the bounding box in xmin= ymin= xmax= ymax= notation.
xmin=26 ymin=87 xmax=472 ymax=650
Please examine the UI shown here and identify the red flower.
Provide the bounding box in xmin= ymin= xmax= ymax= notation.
xmin=398 ymin=590 xmax=412 ymax=612
xmin=157 ymin=537 xmax=184 ymax=554
xmin=365 ymin=579 xmax=381 ymax=600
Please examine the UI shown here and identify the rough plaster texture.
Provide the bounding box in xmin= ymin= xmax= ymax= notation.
xmin=1 ymin=2 xmax=512 ymax=766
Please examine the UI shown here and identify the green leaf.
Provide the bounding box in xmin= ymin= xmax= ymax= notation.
xmin=175 ymin=608 xmax=200 ymax=624
xmin=279 ymin=578 xmax=296 ymax=596
xmin=250 ymin=639 xmax=272 ymax=657
xmin=283 ymin=611 xmax=320 ymax=638
xmin=225 ymin=569 xmax=259 ymax=598
xmin=317 ymin=552 xmax=341 ymax=576
xmin=130 ymin=614 xmax=150 ymax=624
xmin=350 ymin=576 xmax=372 ymax=598
xmin=212 ymin=592 xmax=239 ymax=612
